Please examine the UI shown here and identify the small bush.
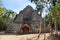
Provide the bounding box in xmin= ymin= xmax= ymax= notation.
xmin=0 ymin=21 xmax=7 ymax=31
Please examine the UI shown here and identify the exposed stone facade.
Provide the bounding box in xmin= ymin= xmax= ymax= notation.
xmin=6 ymin=5 xmax=41 ymax=34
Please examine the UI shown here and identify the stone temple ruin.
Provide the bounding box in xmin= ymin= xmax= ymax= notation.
xmin=6 ymin=5 xmax=41 ymax=34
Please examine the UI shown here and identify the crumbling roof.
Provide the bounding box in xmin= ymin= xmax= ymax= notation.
xmin=14 ymin=5 xmax=41 ymax=23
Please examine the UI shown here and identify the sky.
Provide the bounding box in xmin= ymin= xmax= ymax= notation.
xmin=2 ymin=0 xmax=36 ymax=13
xmin=2 ymin=0 xmax=48 ymax=17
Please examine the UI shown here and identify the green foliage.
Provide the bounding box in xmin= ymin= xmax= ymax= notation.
xmin=44 ymin=1 xmax=60 ymax=30
xmin=0 ymin=7 xmax=16 ymax=31
xmin=0 ymin=0 xmax=17 ymax=31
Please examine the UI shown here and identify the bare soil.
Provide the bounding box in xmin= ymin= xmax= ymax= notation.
xmin=0 ymin=33 xmax=50 ymax=40
xmin=0 ymin=31 xmax=60 ymax=40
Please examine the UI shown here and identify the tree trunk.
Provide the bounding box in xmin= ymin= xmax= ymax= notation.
xmin=54 ymin=19 xmax=58 ymax=34
xmin=40 ymin=17 xmax=42 ymax=33
xmin=49 ymin=15 xmax=53 ymax=35
xmin=38 ymin=17 xmax=42 ymax=38
xmin=44 ymin=20 xmax=46 ymax=40
xmin=49 ymin=22 xmax=53 ymax=35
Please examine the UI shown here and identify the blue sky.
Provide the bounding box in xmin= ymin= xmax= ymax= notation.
xmin=2 ymin=0 xmax=48 ymax=17
xmin=2 ymin=0 xmax=36 ymax=13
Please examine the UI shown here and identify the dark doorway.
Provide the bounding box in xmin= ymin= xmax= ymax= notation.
xmin=21 ymin=24 xmax=32 ymax=34
xmin=22 ymin=26 xmax=29 ymax=33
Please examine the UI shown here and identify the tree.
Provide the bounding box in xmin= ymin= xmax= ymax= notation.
xmin=44 ymin=1 xmax=60 ymax=34
xmin=0 ymin=0 xmax=16 ymax=31
xmin=29 ymin=0 xmax=51 ymax=40
xmin=51 ymin=3 xmax=60 ymax=34
xmin=28 ymin=0 xmax=60 ymax=40
xmin=2 ymin=9 xmax=16 ymax=25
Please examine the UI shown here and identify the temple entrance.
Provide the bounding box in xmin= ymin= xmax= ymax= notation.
xmin=21 ymin=24 xmax=32 ymax=33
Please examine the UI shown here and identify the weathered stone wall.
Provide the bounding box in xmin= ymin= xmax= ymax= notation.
xmin=14 ymin=12 xmax=23 ymax=23
xmin=6 ymin=23 xmax=22 ymax=34
xmin=31 ymin=22 xmax=40 ymax=33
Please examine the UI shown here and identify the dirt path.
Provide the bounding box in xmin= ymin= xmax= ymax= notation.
xmin=0 ymin=33 xmax=50 ymax=40
xmin=0 ymin=34 xmax=38 ymax=40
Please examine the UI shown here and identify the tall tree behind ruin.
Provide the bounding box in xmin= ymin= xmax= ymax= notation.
xmin=28 ymin=0 xmax=51 ymax=40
